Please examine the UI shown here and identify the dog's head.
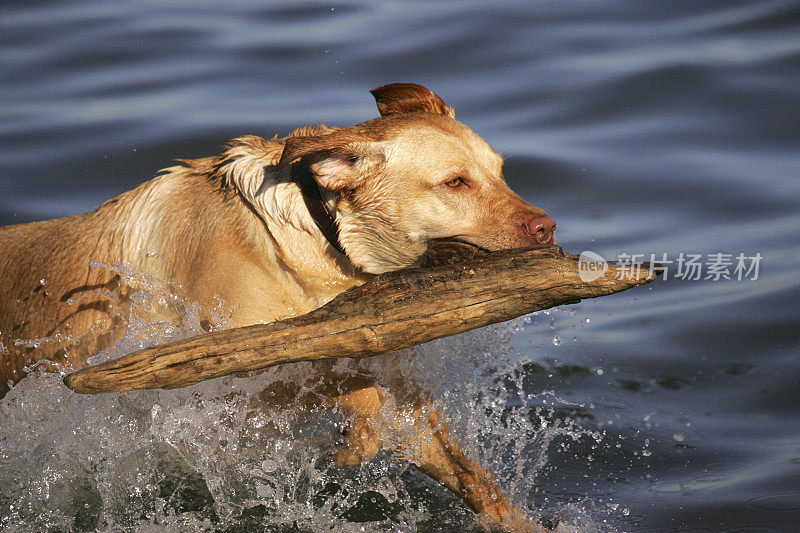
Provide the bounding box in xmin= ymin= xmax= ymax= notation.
xmin=279 ymin=83 xmax=556 ymax=274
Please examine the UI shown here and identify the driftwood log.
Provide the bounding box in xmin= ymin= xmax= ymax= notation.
xmin=64 ymin=245 xmax=660 ymax=394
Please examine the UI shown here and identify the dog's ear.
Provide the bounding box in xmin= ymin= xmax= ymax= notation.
xmin=278 ymin=131 xmax=372 ymax=191
xmin=370 ymin=83 xmax=455 ymax=118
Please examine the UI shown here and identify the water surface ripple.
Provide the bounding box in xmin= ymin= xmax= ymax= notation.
xmin=1 ymin=1 xmax=799 ymax=531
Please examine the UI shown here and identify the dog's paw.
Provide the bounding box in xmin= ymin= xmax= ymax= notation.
xmin=334 ymin=418 xmax=382 ymax=468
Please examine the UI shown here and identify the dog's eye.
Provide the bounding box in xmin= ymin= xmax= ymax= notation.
xmin=444 ymin=177 xmax=464 ymax=188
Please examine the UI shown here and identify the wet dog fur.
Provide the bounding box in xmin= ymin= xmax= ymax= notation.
xmin=0 ymin=84 xmax=555 ymax=531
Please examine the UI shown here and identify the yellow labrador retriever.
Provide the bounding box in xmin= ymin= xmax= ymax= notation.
xmin=0 ymin=83 xmax=555 ymax=531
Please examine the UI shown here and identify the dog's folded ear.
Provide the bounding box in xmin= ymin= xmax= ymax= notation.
xmin=370 ymin=83 xmax=455 ymax=118
xmin=278 ymin=130 xmax=376 ymax=191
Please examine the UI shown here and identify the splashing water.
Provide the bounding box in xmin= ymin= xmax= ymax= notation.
xmin=0 ymin=262 xmax=616 ymax=532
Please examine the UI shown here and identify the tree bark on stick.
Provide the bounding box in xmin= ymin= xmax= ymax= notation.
xmin=64 ymin=245 xmax=660 ymax=394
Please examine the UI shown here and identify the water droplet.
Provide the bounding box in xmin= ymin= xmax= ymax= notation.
xmin=672 ymin=433 xmax=685 ymax=442
xmin=262 ymin=458 xmax=277 ymax=473
xmin=256 ymin=483 xmax=274 ymax=499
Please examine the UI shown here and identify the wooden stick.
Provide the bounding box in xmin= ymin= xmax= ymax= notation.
xmin=64 ymin=246 xmax=660 ymax=393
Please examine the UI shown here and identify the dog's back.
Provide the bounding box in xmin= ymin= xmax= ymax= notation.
xmin=0 ymin=170 xmax=264 ymax=394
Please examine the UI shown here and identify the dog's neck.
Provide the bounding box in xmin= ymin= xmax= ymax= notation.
xmin=219 ymin=145 xmax=349 ymax=263
xmin=290 ymin=161 xmax=346 ymax=257
xmin=213 ymin=141 xmax=370 ymax=311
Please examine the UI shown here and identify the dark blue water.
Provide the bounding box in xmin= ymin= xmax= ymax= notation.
xmin=1 ymin=1 xmax=799 ymax=531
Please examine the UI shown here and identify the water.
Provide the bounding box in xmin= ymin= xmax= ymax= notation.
xmin=1 ymin=1 xmax=799 ymax=531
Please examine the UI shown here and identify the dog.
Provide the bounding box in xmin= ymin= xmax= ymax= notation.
xmin=0 ymin=83 xmax=556 ymax=531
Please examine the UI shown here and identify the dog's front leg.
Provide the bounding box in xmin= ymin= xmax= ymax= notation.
xmin=407 ymin=406 xmax=547 ymax=532
xmin=333 ymin=385 xmax=387 ymax=467
xmin=333 ymin=384 xmax=547 ymax=532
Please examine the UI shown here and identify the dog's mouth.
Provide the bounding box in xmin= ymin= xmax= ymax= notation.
xmin=419 ymin=238 xmax=491 ymax=267
xmin=430 ymin=237 xmax=491 ymax=253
